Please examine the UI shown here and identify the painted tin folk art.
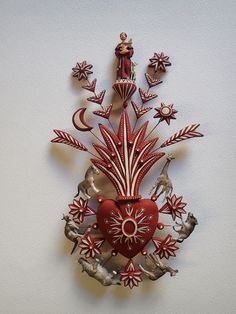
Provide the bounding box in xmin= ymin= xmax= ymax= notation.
xmin=51 ymin=33 xmax=203 ymax=289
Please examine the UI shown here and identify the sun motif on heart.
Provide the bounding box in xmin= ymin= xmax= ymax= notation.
xmin=105 ymin=205 xmax=152 ymax=250
xmin=51 ymin=33 xmax=203 ymax=289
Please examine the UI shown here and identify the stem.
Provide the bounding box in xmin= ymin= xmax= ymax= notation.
xmin=89 ymin=130 xmax=106 ymax=146
xmin=132 ymin=118 xmax=138 ymax=132
xmin=87 ymin=150 xmax=101 ymax=159
xmin=144 ymin=119 xmax=161 ymax=140
xmin=108 ymin=119 xmax=116 ymax=133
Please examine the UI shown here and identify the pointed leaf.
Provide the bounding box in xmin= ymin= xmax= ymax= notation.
xmin=51 ymin=130 xmax=87 ymax=151
xmin=160 ymin=124 xmax=203 ymax=148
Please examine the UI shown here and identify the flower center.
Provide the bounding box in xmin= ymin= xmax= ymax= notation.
xmin=161 ymin=107 xmax=171 ymax=116
xmin=121 ymin=218 xmax=137 ymax=238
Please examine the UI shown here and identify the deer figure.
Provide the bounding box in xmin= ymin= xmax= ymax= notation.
xmin=79 ymin=257 xmax=121 ymax=286
xmin=173 ymin=212 xmax=198 ymax=243
xmin=62 ymin=215 xmax=91 ymax=254
xmin=149 ymin=154 xmax=175 ymax=201
xmin=75 ymin=164 xmax=100 ymax=199
xmin=139 ymin=254 xmax=178 ymax=281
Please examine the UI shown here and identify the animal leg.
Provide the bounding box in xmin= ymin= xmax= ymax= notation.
xmin=154 ymin=182 xmax=162 ymax=195
xmin=167 ymin=267 xmax=178 ymax=277
xmin=74 ymin=185 xmax=80 ymax=198
xmin=139 ymin=264 xmax=150 ymax=275
xmin=173 ymin=224 xmax=181 ymax=232
xmin=149 ymin=185 xmax=156 ymax=195
xmin=70 ymin=241 xmax=78 ymax=255
xmin=150 ymin=254 xmax=163 ymax=268
xmin=84 ymin=226 xmax=91 ymax=236
xmin=90 ymin=182 xmax=100 ymax=193
xmin=163 ymin=190 xmax=168 ymax=202
xmin=84 ymin=189 xmax=91 ymax=199
xmin=139 ymin=264 xmax=156 ymax=280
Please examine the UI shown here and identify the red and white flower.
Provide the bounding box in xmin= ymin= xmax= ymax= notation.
xmin=160 ymin=194 xmax=187 ymax=221
xmin=79 ymin=235 xmax=104 ymax=258
xmin=149 ymin=52 xmax=171 ymax=72
xmin=152 ymin=234 xmax=179 ymax=259
xmin=154 ymin=103 xmax=177 ymax=125
xmin=68 ymin=198 xmax=94 ymax=223
xmin=120 ymin=260 xmax=142 ymax=289
xmin=72 ymin=61 xmax=93 ymax=81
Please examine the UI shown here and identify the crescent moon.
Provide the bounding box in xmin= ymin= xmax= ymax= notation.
xmin=72 ymin=108 xmax=93 ymax=132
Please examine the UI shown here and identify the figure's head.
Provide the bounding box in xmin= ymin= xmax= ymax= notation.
xmin=167 ymin=154 xmax=175 ymax=161
xmin=120 ymin=32 xmax=127 ymax=42
xmin=91 ymin=164 xmax=100 ymax=175
xmin=62 ymin=214 xmax=70 ymax=222
xmin=187 ymin=212 xmax=198 ymax=225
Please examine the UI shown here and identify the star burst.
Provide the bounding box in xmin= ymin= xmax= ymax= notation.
xmin=79 ymin=235 xmax=104 ymax=258
xmin=72 ymin=61 xmax=93 ymax=81
xmin=120 ymin=260 xmax=142 ymax=289
xmin=154 ymin=103 xmax=177 ymax=125
xmin=68 ymin=197 xmax=95 ymax=223
xmin=149 ymin=52 xmax=171 ymax=72
xmin=160 ymin=194 xmax=187 ymax=221
xmin=152 ymin=234 xmax=179 ymax=259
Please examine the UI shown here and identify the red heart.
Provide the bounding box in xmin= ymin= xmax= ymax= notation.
xmin=97 ymin=199 xmax=159 ymax=258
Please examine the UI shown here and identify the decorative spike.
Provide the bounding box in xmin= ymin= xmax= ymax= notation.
xmin=145 ymin=73 xmax=162 ymax=88
xmin=93 ymin=104 xmax=113 ymax=119
xmin=91 ymin=111 xmax=164 ymax=199
xmin=82 ymin=78 xmax=97 ymax=92
xmin=139 ymin=88 xmax=157 ymax=104
xmin=131 ymin=100 xmax=152 ymax=119
xmin=87 ymin=90 xmax=106 ymax=105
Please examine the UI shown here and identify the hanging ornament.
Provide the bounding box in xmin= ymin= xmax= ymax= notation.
xmin=51 ymin=33 xmax=203 ymax=289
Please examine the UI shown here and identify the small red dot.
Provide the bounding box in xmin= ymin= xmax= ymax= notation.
xmin=98 ymin=196 xmax=104 ymax=203
xmin=92 ymin=223 xmax=98 ymax=229
xmin=151 ymin=194 xmax=158 ymax=201
xmin=157 ymin=223 xmax=164 ymax=230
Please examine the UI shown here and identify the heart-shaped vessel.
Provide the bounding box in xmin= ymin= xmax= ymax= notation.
xmin=97 ymin=198 xmax=158 ymax=258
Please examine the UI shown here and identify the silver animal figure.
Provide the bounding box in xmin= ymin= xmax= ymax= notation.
xmin=62 ymin=215 xmax=91 ymax=254
xmin=173 ymin=212 xmax=198 ymax=243
xmin=75 ymin=164 xmax=100 ymax=199
xmin=149 ymin=154 xmax=175 ymax=201
xmin=78 ymin=257 xmax=121 ymax=286
xmin=139 ymin=254 xmax=178 ymax=281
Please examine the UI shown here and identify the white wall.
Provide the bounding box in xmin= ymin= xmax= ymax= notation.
xmin=0 ymin=1 xmax=236 ymax=313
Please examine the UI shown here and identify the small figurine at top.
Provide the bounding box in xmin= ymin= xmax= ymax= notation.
xmin=115 ymin=32 xmax=134 ymax=80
